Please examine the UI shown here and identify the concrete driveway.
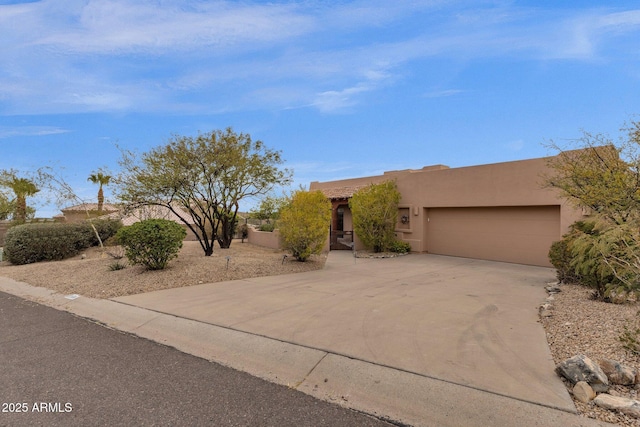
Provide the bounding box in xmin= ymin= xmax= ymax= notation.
xmin=113 ymin=251 xmax=572 ymax=412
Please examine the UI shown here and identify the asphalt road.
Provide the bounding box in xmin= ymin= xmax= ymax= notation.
xmin=0 ymin=292 xmax=394 ymax=427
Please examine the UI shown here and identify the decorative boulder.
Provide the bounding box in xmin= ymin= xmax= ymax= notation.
xmin=594 ymin=394 xmax=640 ymax=419
xmin=599 ymin=359 xmax=637 ymax=386
xmin=573 ymin=381 xmax=596 ymax=403
xmin=556 ymin=355 xmax=609 ymax=392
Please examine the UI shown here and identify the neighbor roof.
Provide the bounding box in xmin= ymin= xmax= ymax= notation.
xmin=61 ymin=203 xmax=120 ymax=212
xmin=102 ymin=204 xmax=196 ymax=226
xmin=319 ymin=185 xmax=369 ymax=200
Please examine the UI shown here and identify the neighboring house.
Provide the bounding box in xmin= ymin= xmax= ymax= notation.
xmin=101 ymin=205 xmax=199 ymax=241
xmin=59 ymin=203 xmax=120 ymax=223
xmin=310 ymin=156 xmax=585 ymax=267
xmin=58 ymin=203 xmax=199 ymax=240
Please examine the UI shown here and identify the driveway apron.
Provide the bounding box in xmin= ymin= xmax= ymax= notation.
xmin=113 ymin=252 xmax=572 ymax=411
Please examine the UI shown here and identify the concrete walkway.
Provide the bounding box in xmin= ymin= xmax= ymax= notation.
xmin=0 ymin=252 xmax=615 ymax=427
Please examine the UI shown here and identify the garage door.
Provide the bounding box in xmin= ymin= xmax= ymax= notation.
xmin=424 ymin=206 xmax=560 ymax=266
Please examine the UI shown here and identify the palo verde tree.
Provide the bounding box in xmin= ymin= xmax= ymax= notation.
xmin=278 ymin=190 xmax=331 ymax=261
xmin=349 ymin=180 xmax=401 ymax=253
xmin=250 ymin=195 xmax=287 ymax=224
xmin=87 ymin=170 xmax=112 ymax=212
xmin=116 ymin=127 xmax=292 ymax=256
xmin=544 ymin=120 xmax=640 ymax=225
xmin=545 ymin=119 xmax=640 ymax=300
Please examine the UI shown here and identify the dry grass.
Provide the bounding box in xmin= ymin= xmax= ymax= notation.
xmin=0 ymin=240 xmax=326 ymax=299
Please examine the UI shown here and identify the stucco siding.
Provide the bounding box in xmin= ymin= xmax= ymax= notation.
xmin=310 ymin=155 xmax=585 ymax=266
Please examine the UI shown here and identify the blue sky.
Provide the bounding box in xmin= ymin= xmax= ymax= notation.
xmin=1 ymin=0 xmax=639 ymax=217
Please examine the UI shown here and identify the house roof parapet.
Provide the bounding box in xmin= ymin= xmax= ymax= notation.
xmin=61 ymin=203 xmax=120 ymax=213
xmin=318 ymin=185 xmax=370 ymax=200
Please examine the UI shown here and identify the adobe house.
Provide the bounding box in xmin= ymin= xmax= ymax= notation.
xmin=58 ymin=203 xmax=120 ymax=223
xmin=57 ymin=203 xmax=200 ymax=240
xmin=310 ymin=155 xmax=585 ymax=267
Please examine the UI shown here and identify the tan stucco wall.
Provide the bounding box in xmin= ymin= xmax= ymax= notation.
xmin=310 ymin=156 xmax=585 ymax=266
xmin=247 ymin=226 xmax=281 ymax=250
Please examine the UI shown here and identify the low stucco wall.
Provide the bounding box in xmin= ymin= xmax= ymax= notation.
xmin=247 ymin=226 xmax=281 ymax=250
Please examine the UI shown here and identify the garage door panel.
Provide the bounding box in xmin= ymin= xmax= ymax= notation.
xmin=425 ymin=206 xmax=560 ymax=266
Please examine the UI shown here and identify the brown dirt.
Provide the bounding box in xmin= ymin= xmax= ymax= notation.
xmin=0 ymin=241 xmax=326 ymax=299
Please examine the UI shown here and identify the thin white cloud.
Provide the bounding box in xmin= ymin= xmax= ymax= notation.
xmin=0 ymin=2 xmax=638 ymax=115
xmin=4 ymin=0 xmax=313 ymax=54
xmin=424 ymin=89 xmax=464 ymax=98
xmin=0 ymin=126 xmax=71 ymax=139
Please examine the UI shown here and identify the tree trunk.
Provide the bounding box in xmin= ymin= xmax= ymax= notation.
xmin=217 ymin=212 xmax=238 ymax=249
xmin=15 ymin=195 xmax=26 ymax=223
xmin=97 ymin=187 xmax=104 ymax=212
xmin=217 ymin=235 xmax=232 ymax=248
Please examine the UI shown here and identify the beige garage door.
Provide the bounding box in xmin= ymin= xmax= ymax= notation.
xmin=424 ymin=206 xmax=560 ymax=266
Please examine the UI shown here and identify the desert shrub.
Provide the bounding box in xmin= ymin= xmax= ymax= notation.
xmin=389 ymin=240 xmax=411 ymax=254
xmin=553 ymin=218 xmax=640 ymax=302
xmin=108 ymin=260 xmax=127 ymax=271
xmin=238 ymin=223 xmax=248 ymax=242
xmin=548 ymin=240 xmax=578 ymax=283
xmin=258 ymin=223 xmax=276 ymax=232
xmin=88 ymin=219 xmax=122 ymax=245
xmin=116 ymin=219 xmax=186 ymax=270
xmin=588 ymin=221 xmax=640 ymax=301
xmin=620 ymin=310 xmax=640 ymax=355
xmin=549 ymin=220 xmax=599 ymax=286
xmin=279 ymin=190 xmax=331 ymax=261
xmin=566 ymin=220 xmax=621 ymax=300
xmin=350 ymin=181 xmax=401 ymax=253
xmin=4 ymin=222 xmax=95 ymax=265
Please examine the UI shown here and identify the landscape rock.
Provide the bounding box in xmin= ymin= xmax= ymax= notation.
xmin=545 ymin=285 xmax=562 ymax=294
xmin=573 ymin=381 xmax=596 ymax=403
xmin=556 ymin=354 xmax=609 ymax=392
xmin=600 ymin=359 xmax=637 ymax=386
xmin=594 ymin=394 xmax=640 ymax=419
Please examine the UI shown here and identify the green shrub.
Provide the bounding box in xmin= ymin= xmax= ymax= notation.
xmin=548 ymin=240 xmax=578 ymax=283
xmin=258 ymin=223 xmax=275 ymax=232
xmin=551 ymin=218 xmax=640 ymax=302
xmin=108 ymin=260 xmax=127 ymax=271
xmin=116 ymin=219 xmax=186 ymax=270
xmin=548 ymin=220 xmax=599 ymax=287
xmin=566 ymin=221 xmax=617 ymax=300
xmin=620 ymin=310 xmax=640 ymax=355
xmin=4 ymin=222 xmax=95 ymax=265
xmin=88 ymin=219 xmax=123 ymax=245
xmin=587 ymin=221 xmax=640 ymax=301
xmin=279 ymin=190 xmax=331 ymax=261
xmin=389 ymin=240 xmax=411 ymax=254
xmin=350 ymin=181 xmax=401 ymax=253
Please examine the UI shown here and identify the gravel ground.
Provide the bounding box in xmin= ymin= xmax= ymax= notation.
xmin=0 ymin=240 xmax=326 ymax=299
xmin=541 ymin=282 xmax=640 ymax=426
